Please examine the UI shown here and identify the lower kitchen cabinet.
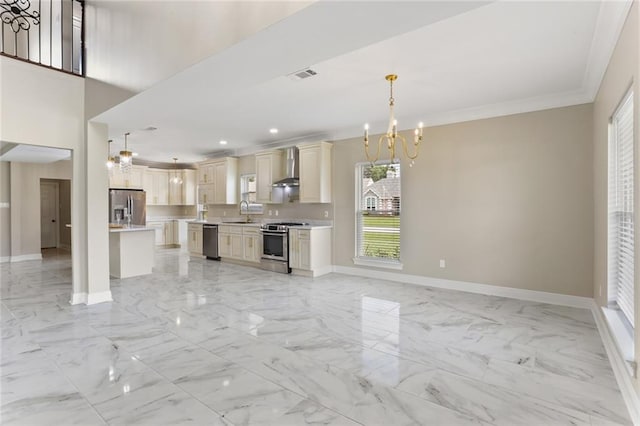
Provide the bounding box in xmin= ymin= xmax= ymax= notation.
xmin=218 ymin=225 xmax=243 ymax=259
xmin=148 ymin=220 xmax=179 ymax=247
xmin=242 ymin=227 xmax=261 ymax=263
xmin=218 ymin=225 xmax=261 ymax=263
xmin=188 ymin=223 xmax=203 ymax=256
xmin=289 ymin=228 xmax=332 ymax=276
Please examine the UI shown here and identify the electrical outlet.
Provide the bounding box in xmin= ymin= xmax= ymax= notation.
xmin=439 ymin=259 xmax=446 ymax=268
xmin=599 ymin=286 xmax=602 ymax=297
xmin=275 ymin=210 xmax=279 ymax=216
xmin=324 ymin=211 xmax=329 ymax=218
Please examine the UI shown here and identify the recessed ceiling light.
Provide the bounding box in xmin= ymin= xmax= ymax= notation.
xmin=219 ymin=140 xmax=228 ymax=145
xmin=269 ymin=128 xmax=278 ymax=134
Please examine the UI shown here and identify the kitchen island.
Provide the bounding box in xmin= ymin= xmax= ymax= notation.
xmin=109 ymin=226 xmax=155 ymax=278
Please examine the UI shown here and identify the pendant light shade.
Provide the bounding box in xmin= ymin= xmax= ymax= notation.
xmin=119 ymin=132 xmax=133 ymax=173
xmin=106 ymin=139 xmax=115 ymax=170
xmin=171 ymin=158 xmax=183 ymax=185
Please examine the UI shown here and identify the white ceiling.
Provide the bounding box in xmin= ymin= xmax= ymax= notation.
xmin=0 ymin=144 xmax=71 ymax=163
xmin=84 ymin=0 xmax=313 ymax=93
xmin=94 ymin=0 xmax=632 ymax=164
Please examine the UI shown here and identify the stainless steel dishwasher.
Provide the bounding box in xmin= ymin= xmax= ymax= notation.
xmin=202 ymin=224 xmax=220 ymax=260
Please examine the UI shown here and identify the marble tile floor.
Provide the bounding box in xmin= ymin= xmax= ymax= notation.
xmin=0 ymin=248 xmax=632 ymax=425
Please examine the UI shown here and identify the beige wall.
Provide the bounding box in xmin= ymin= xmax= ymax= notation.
xmin=0 ymin=162 xmax=10 ymax=259
xmin=10 ymin=161 xmax=72 ymax=256
xmin=333 ymin=104 xmax=594 ymax=298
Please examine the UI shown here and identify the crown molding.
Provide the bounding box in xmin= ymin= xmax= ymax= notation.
xmin=582 ymin=0 xmax=634 ymax=100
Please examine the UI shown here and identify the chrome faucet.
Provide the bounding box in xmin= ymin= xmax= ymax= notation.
xmin=239 ymin=200 xmax=251 ymax=223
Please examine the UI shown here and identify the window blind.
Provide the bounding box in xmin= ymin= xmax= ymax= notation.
xmin=356 ymin=163 xmax=401 ymax=261
xmin=608 ymin=90 xmax=634 ymax=327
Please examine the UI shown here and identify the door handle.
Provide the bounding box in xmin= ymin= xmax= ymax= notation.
xmin=51 ymin=219 xmax=56 ymax=223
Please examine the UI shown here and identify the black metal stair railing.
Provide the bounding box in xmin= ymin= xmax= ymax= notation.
xmin=1 ymin=0 xmax=84 ymax=76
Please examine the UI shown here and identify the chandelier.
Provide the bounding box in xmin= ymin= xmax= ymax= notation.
xmin=364 ymin=74 xmax=423 ymax=165
xmin=119 ymin=132 xmax=133 ymax=173
xmin=170 ymin=158 xmax=183 ymax=185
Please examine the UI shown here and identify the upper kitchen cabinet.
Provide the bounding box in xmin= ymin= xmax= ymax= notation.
xmin=297 ymin=142 xmax=332 ymax=203
xmin=198 ymin=163 xmax=214 ymax=185
xmin=144 ymin=169 xmax=169 ymax=205
xmin=169 ymin=169 xmax=196 ymax=205
xmin=197 ymin=157 xmax=238 ymax=205
xmin=255 ymin=150 xmax=284 ymax=204
xmin=110 ymin=165 xmax=147 ymax=189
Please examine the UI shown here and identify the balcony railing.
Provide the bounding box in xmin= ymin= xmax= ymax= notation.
xmin=1 ymin=0 xmax=84 ymax=76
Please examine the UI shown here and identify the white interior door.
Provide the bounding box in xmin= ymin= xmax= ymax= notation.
xmin=40 ymin=182 xmax=59 ymax=249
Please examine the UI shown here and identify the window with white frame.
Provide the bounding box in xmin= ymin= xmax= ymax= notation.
xmin=355 ymin=163 xmax=401 ymax=263
xmin=240 ymin=174 xmax=263 ymax=214
xmin=608 ymin=89 xmax=634 ymax=327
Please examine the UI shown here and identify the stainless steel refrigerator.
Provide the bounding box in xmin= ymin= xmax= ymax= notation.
xmin=109 ymin=189 xmax=146 ymax=225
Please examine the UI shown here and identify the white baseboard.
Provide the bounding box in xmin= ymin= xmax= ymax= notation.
xmin=332 ymin=265 xmax=593 ymax=309
xmin=0 ymin=256 xmax=9 ymax=263
xmin=314 ymin=265 xmax=333 ymax=277
xmin=10 ymin=254 xmax=43 ymax=263
xmin=86 ymin=291 xmax=113 ymax=305
xmin=591 ymin=301 xmax=640 ymax=425
xmin=70 ymin=292 xmax=87 ymax=305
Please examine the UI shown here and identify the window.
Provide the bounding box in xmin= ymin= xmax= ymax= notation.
xmin=365 ymin=196 xmax=377 ymax=210
xmin=240 ymin=174 xmax=263 ymax=214
xmin=608 ymin=89 xmax=634 ymax=327
xmin=355 ymin=163 xmax=401 ymax=267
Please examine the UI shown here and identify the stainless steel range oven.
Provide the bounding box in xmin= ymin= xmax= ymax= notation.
xmin=259 ymin=222 xmax=308 ymax=273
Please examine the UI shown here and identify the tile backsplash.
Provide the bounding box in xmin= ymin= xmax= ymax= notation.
xmin=206 ymin=200 xmax=333 ymax=221
xmin=147 ymin=205 xmax=197 ymax=218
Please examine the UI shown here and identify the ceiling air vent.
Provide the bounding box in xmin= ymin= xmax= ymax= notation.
xmin=288 ymin=68 xmax=318 ymax=81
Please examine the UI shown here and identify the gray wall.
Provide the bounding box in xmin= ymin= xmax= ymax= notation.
xmin=333 ymin=104 xmax=594 ymax=298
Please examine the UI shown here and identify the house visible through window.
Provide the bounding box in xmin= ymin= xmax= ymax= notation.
xmin=356 ymin=163 xmax=401 ymax=263
xmin=608 ymin=89 xmax=634 ymax=328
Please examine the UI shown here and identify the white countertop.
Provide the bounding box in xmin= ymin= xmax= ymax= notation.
xmin=109 ymin=225 xmax=155 ymax=233
xmin=147 ymin=217 xmax=197 ymax=222
xmin=186 ymin=220 xmax=332 ymax=229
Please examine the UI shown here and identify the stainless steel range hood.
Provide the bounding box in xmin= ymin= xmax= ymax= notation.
xmin=272 ymin=147 xmax=299 ymax=187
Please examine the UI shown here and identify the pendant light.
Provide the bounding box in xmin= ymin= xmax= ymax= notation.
xmin=106 ymin=140 xmax=115 ymax=170
xmin=171 ymin=158 xmax=183 ymax=185
xmin=119 ymin=132 xmax=133 ymax=173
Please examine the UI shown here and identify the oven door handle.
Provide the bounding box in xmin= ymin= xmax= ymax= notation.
xmin=260 ymin=231 xmax=287 ymax=236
